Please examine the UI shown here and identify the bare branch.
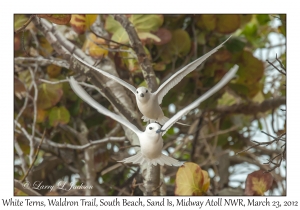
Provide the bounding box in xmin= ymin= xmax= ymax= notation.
xmin=28 ymin=66 xmax=38 ymax=164
xmin=212 ymin=97 xmax=286 ymax=115
xmin=21 ymin=130 xmax=46 ymax=182
xmin=15 ymin=56 xmax=70 ymax=69
xmin=14 ymin=138 xmax=29 ymax=174
xmin=45 ymin=136 xmax=126 ymax=150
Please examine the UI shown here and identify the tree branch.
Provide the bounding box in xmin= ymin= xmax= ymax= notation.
xmin=212 ymin=97 xmax=286 ymax=115
xmin=112 ymin=14 xmax=158 ymax=92
xmin=32 ymin=16 xmax=142 ymax=148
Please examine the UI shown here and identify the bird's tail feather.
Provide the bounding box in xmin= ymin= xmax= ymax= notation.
xmin=118 ymin=152 xmax=183 ymax=167
xmin=141 ymin=116 xmax=155 ymax=123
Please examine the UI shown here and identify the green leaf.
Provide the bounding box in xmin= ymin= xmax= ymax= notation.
xmin=201 ymin=15 xmax=216 ymax=31
xmin=226 ymin=38 xmax=246 ymax=53
xmin=160 ymin=29 xmax=191 ymax=62
xmin=217 ymin=91 xmax=238 ymax=107
xmin=111 ymin=27 xmax=129 ymax=44
xmin=105 ymin=15 xmax=163 ymax=44
xmin=197 ymin=32 xmax=206 ymax=45
xmin=129 ymin=15 xmax=163 ymax=32
xmin=105 ymin=15 xmax=122 ymax=33
xmin=49 ymin=106 xmax=70 ymax=127
xmin=138 ymin=32 xmax=161 ymax=42
xmin=228 ymin=83 xmax=249 ymax=97
xmin=14 ymin=15 xmax=29 ymax=31
xmin=170 ymin=29 xmax=191 ymax=56
xmin=242 ymin=23 xmax=258 ymax=39
xmin=256 ymin=14 xmax=270 ymax=25
xmin=215 ymin=15 xmax=240 ymax=34
xmin=37 ymin=82 xmax=63 ymax=109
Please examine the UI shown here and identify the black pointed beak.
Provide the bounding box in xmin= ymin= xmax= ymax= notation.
xmin=156 ymin=128 xmax=165 ymax=134
xmin=140 ymin=93 xmax=144 ymax=97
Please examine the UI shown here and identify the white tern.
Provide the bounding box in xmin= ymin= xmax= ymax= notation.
xmin=73 ymin=36 xmax=231 ymax=124
xmin=69 ymin=65 xmax=238 ymax=166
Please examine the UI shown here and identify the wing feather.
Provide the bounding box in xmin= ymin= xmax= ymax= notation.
xmin=69 ymin=76 xmax=141 ymax=135
xmin=161 ymin=64 xmax=239 ymax=135
xmin=155 ymin=36 xmax=231 ymax=104
xmin=73 ymin=54 xmax=137 ymax=94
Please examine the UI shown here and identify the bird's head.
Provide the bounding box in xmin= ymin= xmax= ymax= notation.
xmin=145 ymin=123 xmax=164 ymax=136
xmin=136 ymin=87 xmax=150 ymax=103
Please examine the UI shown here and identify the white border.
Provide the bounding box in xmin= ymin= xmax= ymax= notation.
xmin=2 ymin=1 xmax=298 ymax=209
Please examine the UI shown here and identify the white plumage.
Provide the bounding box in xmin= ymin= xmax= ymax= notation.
xmin=68 ymin=64 xmax=238 ymax=166
xmin=73 ymin=36 xmax=231 ymax=124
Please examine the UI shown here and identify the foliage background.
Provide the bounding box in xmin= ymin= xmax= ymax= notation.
xmin=13 ymin=14 xmax=286 ymax=196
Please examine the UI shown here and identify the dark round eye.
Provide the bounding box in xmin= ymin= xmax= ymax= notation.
xmin=136 ymin=91 xmax=138 ymax=94
xmin=146 ymin=90 xmax=148 ymax=93
xmin=149 ymin=127 xmax=152 ymax=130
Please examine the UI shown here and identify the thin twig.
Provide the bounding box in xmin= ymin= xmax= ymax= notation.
xmin=46 ymin=136 xmax=126 ymax=150
xmin=90 ymin=27 xmax=132 ymax=48
xmin=21 ymin=130 xmax=46 ymax=182
xmin=266 ymin=55 xmax=286 ymax=76
xmin=14 ymin=138 xmax=29 ymax=174
xmin=15 ymin=56 xmax=70 ymax=69
xmin=112 ymin=14 xmax=158 ymax=92
xmin=29 ymin=66 xmax=38 ymax=164
xmin=16 ymin=125 xmax=127 ymax=151
xmin=21 ymin=30 xmax=30 ymax=56
xmin=101 ymin=163 xmax=123 ymax=176
xmin=14 ymin=15 xmax=35 ymax=34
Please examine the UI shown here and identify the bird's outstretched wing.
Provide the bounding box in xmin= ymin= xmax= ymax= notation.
xmin=69 ymin=76 xmax=141 ymax=135
xmin=161 ymin=64 xmax=239 ymax=135
xmin=155 ymin=36 xmax=231 ymax=105
xmin=73 ymin=54 xmax=137 ymax=94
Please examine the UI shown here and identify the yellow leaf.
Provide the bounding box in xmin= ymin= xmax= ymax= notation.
xmin=70 ymin=14 xmax=97 ymax=34
xmin=82 ymin=33 xmax=108 ymax=58
xmin=202 ymin=15 xmax=216 ymax=31
xmin=217 ymin=91 xmax=238 ymax=107
xmin=153 ymin=62 xmax=166 ymax=71
xmin=175 ymin=162 xmax=210 ymax=195
xmin=138 ymin=32 xmax=161 ymax=42
xmin=37 ymin=82 xmax=63 ymax=110
xmin=38 ymin=36 xmax=53 ymax=56
xmin=36 ymin=109 xmax=47 ymax=123
xmin=47 ymin=64 xmax=61 ymax=78
xmin=252 ymin=91 xmax=265 ymax=103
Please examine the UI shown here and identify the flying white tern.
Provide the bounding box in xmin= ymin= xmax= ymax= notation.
xmin=69 ymin=65 xmax=238 ymax=166
xmin=73 ymin=36 xmax=231 ymax=125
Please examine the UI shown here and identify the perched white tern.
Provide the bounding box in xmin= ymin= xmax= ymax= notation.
xmin=73 ymin=36 xmax=231 ymax=124
xmin=69 ymin=65 xmax=238 ymax=166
